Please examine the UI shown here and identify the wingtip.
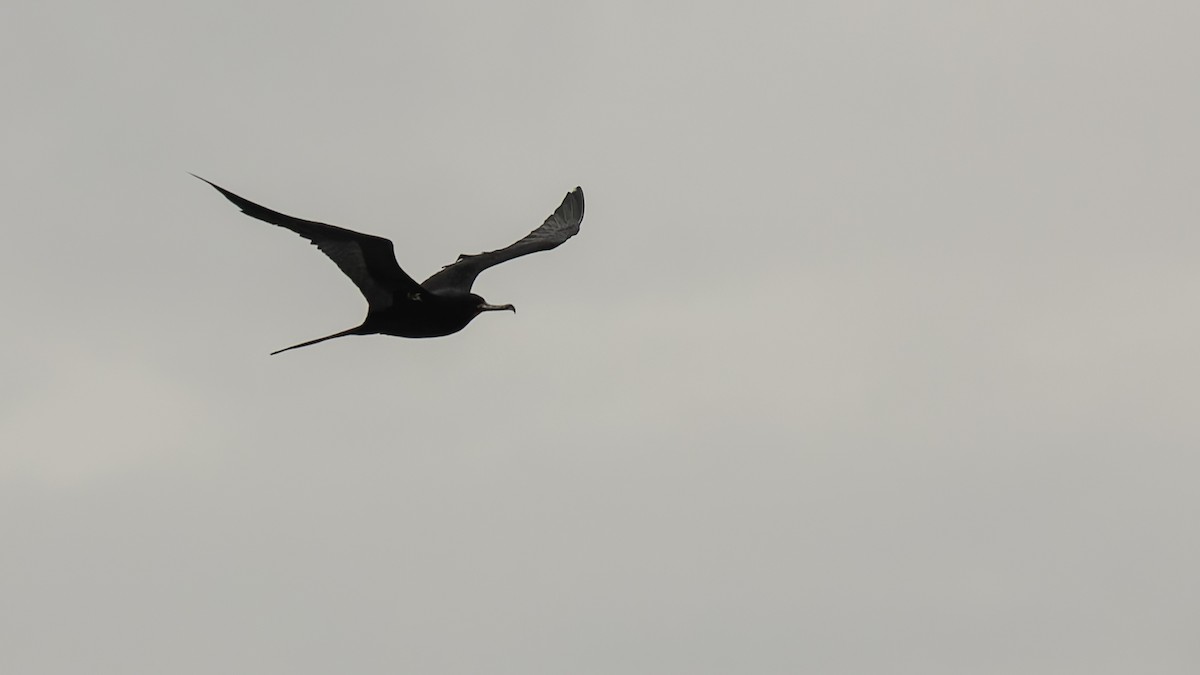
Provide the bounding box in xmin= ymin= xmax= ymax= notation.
xmin=568 ymin=186 xmax=584 ymax=214
xmin=191 ymin=174 xmax=241 ymax=203
xmin=190 ymin=173 xmax=227 ymax=194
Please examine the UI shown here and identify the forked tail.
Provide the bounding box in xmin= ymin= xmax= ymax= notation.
xmin=270 ymin=326 xmax=362 ymax=355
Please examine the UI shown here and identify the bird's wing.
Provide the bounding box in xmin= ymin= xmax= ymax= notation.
xmin=421 ymin=187 xmax=584 ymax=293
xmin=196 ymin=176 xmax=424 ymax=311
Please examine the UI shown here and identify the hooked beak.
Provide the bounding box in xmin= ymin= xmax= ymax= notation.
xmin=478 ymin=303 xmax=516 ymax=313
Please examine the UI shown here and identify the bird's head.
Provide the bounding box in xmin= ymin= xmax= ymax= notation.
xmin=471 ymin=294 xmax=516 ymax=315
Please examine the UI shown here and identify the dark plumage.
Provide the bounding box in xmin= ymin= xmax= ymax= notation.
xmin=195 ymin=176 xmax=584 ymax=354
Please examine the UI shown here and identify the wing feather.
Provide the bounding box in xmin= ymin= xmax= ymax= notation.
xmin=195 ymin=175 xmax=424 ymax=310
xmin=422 ymin=187 xmax=584 ymax=293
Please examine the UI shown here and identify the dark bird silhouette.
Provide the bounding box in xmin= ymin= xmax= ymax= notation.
xmin=195 ymin=176 xmax=584 ymax=354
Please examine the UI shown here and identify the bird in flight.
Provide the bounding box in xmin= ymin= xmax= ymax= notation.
xmin=195 ymin=176 xmax=585 ymax=354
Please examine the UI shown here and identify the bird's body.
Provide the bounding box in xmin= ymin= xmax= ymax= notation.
xmin=195 ymin=176 xmax=584 ymax=354
xmin=364 ymin=291 xmax=497 ymax=339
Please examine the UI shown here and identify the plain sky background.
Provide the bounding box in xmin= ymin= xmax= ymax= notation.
xmin=2 ymin=1 xmax=1198 ymax=673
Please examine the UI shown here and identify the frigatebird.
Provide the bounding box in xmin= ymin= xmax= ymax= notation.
xmin=196 ymin=176 xmax=584 ymax=354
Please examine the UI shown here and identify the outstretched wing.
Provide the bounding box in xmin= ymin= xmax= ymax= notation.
xmin=422 ymin=187 xmax=584 ymax=293
xmin=195 ymin=175 xmax=424 ymax=311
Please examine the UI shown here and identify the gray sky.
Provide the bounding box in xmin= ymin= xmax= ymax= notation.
xmin=2 ymin=1 xmax=1198 ymax=673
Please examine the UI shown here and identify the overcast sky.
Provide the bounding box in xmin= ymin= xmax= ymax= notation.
xmin=2 ymin=1 xmax=1198 ymax=673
